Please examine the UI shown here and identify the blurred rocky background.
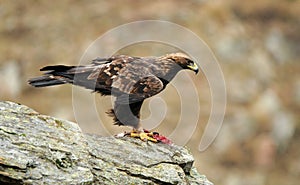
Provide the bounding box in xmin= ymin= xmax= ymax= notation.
xmin=0 ymin=0 xmax=299 ymax=185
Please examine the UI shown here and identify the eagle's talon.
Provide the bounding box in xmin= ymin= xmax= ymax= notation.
xmin=130 ymin=131 xmax=157 ymax=142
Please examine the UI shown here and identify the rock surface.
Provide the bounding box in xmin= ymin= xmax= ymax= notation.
xmin=0 ymin=101 xmax=212 ymax=185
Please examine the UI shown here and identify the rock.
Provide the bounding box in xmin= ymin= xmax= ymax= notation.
xmin=0 ymin=101 xmax=212 ymax=185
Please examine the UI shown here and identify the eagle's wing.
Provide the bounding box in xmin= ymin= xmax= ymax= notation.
xmin=131 ymin=75 xmax=164 ymax=98
xmin=115 ymin=75 xmax=164 ymax=104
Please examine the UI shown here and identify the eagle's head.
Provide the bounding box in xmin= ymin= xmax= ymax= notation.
xmin=163 ymin=53 xmax=199 ymax=74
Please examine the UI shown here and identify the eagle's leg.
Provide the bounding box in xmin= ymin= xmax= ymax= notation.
xmin=129 ymin=128 xmax=158 ymax=142
xmin=111 ymin=100 xmax=157 ymax=142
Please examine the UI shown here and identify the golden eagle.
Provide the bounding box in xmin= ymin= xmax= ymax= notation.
xmin=28 ymin=53 xmax=199 ymax=142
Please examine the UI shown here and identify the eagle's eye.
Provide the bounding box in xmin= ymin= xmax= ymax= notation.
xmin=187 ymin=59 xmax=193 ymax=65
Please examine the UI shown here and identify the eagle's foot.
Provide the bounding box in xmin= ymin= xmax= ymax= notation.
xmin=115 ymin=129 xmax=172 ymax=144
xmin=130 ymin=131 xmax=158 ymax=142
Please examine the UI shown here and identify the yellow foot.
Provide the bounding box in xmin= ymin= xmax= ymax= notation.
xmin=130 ymin=131 xmax=158 ymax=142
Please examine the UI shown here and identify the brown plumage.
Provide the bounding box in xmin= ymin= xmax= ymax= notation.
xmin=28 ymin=53 xmax=199 ymax=130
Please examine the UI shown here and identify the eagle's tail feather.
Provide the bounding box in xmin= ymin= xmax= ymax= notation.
xmin=28 ymin=76 xmax=66 ymax=87
xmin=28 ymin=65 xmax=75 ymax=87
xmin=40 ymin=65 xmax=75 ymax=72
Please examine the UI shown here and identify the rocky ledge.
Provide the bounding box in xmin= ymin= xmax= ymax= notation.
xmin=0 ymin=101 xmax=212 ymax=185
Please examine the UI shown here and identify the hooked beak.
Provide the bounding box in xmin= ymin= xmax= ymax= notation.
xmin=187 ymin=62 xmax=199 ymax=74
